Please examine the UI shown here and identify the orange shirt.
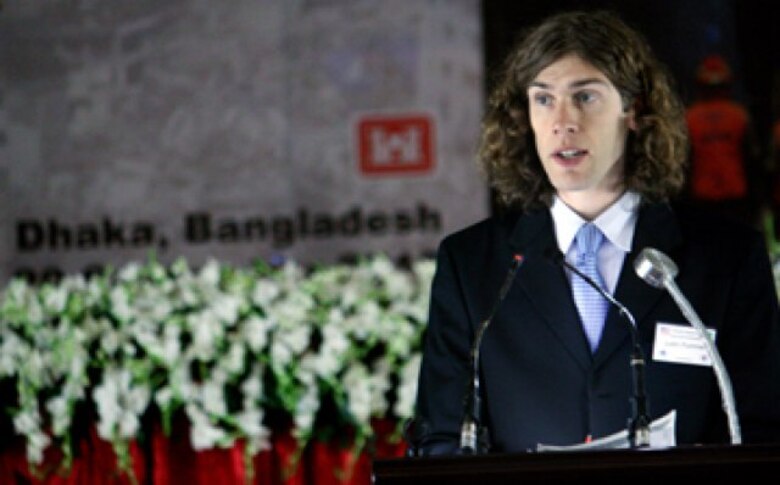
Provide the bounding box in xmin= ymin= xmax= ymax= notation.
xmin=686 ymin=99 xmax=749 ymax=200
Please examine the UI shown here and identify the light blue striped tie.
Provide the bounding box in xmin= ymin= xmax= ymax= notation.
xmin=572 ymin=223 xmax=609 ymax=352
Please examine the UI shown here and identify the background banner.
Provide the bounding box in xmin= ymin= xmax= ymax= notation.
xmin=0 ymin=0 xmax=488 ymax=282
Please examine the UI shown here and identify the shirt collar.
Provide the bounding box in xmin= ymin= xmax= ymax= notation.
xmin=550 ymin=191 xmax=641 ymax=254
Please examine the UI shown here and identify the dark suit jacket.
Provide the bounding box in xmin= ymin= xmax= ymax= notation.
xmin=414 ymin=202 xmax=780 ymax=454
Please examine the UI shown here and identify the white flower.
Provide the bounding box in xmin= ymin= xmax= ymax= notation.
xmin=384 ymin=271 xmax=414 ymax=301
xmin=243 ymin=315 xmax=272 ymax=353
xmin=404 ymin=296 xmax=431 ymax=324
xmin=251 ymin=279 xmax=280 ymax=307
xmin=293 ymin=383 xmax=319 ymax=436
xmin=279 ymin=260 xmax=305 ymax=288
xmin=198 ymin=259 xmax=221 ymax=287
xmin=200 ymin=377 xmax=227 ymax=417
xmin=211 ymin=294 xmax=241 ymax=326
xmin=271 ymin=341 xmax=293 ymax=367
xmin=100 ymin=327 xmax=123 ymax=355
xmin=186 ymin=404 xmax=227 ymax=451
xmin=26 ymin=430 xmax=51 ymax=465
xmin=413 ymin=260 xmax=436 ymax=286
xmin=312 ymin=350 xmax=341 ymax=379
xmin=173 ymin=276 xmax=201 ymax=307
xmin=369 ymin=360 xmax=392 ymax=416
xmin=345 ymin=300 xmax=382 ymax=341
xmin=170 ymin=257 xmax=193 ymax=277
xmin=61 ymin=274 xmax=87 ymax=290
xmin=24 ymin=296 xmax=45 ymax=327
xmin=85 ymin=279 xmax=106 ymax=306
xmin=220 ymin=339 xmax=246 ymax=375
xmin=148 ymin=261 xmax=167 ymax=282
xmin=269 ymin=292 xmax=313 ymax=327
xmin=110 ymin=287 xmax=133 ymax=323
xmin=188 ymin=310 xmax=224 ymax=361
xmin=340 ymin=284 xmax=360 ymax=309
xmin=4 ymin=279 xmax=31 ymax=305
xmin=343 ymin=363 xmax=372 ymax=427
xmin=117 ymin=262 xmax=141 ymax=282
xmin=46 ymin=395 xmax=71 ymax=436
xmin=136 ymin=289 xmax=173 ymax=322
xmin=236 ymin=406 xmax=271 ymax=450
xmin=13 ymin=407 xmax=42 ymax=436
xmin=307 ymin=323 xmax=349 ymax=378
xmin=394 ymin=354 xmax=422 ymax=420
xmin=42 ymin=286 xmax=68 ymax=314
xmin=19 ymin=350 xmax=49 ymax=388
xmin=322 ymin=322 xmax=349 ymax=354
xmin=382 ymin=317 xmax=415 ymax=358
xmin=155 ymin=386 xmax=174 ymax=410
xmin=93 ymin=367 xmax=150 ymax=440
xmin=282 ymin=324 xmax=311 ymax=354
xmin=169 ymin=359 xmax=196 ymax=402
xmin=0 ymin=332 xmax=24 ymax=376
xmin=161 ymin=323 xmax=183 ymax=367
xmin=271 ymin=324 xmax=311 ymax=367
xmin=241 ymin=365 xmax=264 ymax=401
xmin=369 ymin=255 xmax=395 ymax=278
xmin=68 ymin=352 xmax=88 ymax=383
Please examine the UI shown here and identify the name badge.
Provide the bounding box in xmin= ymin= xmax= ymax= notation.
xmin=652 ymin=322 xmax=716 ymax=367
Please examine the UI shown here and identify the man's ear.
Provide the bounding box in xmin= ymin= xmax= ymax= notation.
xmin=624 ymin=97 xmax=640 ymax=131
xmin=627 ymin=109 xmax=638 ymax=131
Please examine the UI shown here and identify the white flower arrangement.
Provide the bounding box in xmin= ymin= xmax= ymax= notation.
xmin=0 ymin=254 xmax=433 ymax=478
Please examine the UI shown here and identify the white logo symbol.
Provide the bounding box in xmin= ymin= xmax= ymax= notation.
xmin=369 ymin=127 xmax=422 ymax=165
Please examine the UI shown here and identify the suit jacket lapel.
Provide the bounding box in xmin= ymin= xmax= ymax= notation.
xmin=593 ymin=202 xmax=684 ymax=367
xmin=509 ymin=210 xmax=592 ymax=371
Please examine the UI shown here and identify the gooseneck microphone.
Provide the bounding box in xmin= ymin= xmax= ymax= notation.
xmin=545 ymin=248 xmax=651 ymax=448
xmin=634 ymin=247 xmax=741 ymax=445
xmin=460 ymin=253 xmax=525 ymax=454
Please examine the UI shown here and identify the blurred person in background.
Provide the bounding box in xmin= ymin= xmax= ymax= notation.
xmin=685 ymin=54 xmax=765 ymax=227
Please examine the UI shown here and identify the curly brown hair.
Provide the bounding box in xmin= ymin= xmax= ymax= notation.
xmin=479 ymin=10 xmax=688 ymax=210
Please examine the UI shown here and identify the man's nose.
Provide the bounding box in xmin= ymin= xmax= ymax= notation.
xmin=552 ymin=104 xmax=579 ymax=134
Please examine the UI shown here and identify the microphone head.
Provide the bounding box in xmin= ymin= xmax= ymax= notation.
xmin=633 ymin=247 xmax=679 ymax=289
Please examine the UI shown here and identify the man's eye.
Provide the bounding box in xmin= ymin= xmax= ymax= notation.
xmin=533 ymin=94 xmax=553 ymax=106
xmin=574 ymin=92 xmax=596 ymax=104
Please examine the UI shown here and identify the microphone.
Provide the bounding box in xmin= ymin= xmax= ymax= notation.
xmin=634 ymin=247 xmax=742 ymax=445
xmin=545 ymin=247 xmax=651 ymax=448
xmin=460 ymin=253 xmax=525 ymax=454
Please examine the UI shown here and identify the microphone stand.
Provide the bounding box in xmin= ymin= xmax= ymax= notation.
xmin=634 ymin=247 xmax=741 ymax=445
xmin=459 ymin=254 xmax=524 ymax=454
xmin=459 ymin=316 xmax=491 ymax=454
xmin=553 ymin=251 xmax=651 ymax=448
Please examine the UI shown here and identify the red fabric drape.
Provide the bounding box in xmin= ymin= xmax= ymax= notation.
xmin=1 ymin=418 xmax=408 ymax=484
xmin=0 ymin=427 xmax=144 ymax=484
xmin=370 ymin=419 xmax=407 ymax=459
xmin=151 ymin=415 xmax=246 ymax=485
xmin=308 ymin=441 xmax=370 ymax=485
xmin=151 ymin=418 xmax=309 ymax=485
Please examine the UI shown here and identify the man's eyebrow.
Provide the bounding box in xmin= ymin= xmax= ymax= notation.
xmin=528 ymin=78 xmax=609 ymax=90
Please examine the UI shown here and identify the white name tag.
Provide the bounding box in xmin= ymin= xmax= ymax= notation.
xmin=652 ymin=322 xmax=716 ymax=367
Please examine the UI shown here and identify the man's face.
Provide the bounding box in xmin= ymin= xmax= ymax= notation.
xmin=527 ymin=54 xmax=635 ymax=209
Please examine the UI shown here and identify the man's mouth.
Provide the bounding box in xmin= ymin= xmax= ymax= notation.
xmin=555 ymin=148 xmax=588 ymax=160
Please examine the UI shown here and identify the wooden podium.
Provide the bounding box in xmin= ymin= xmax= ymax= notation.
xmin=372 ymin=444 xmax=780 ymax=484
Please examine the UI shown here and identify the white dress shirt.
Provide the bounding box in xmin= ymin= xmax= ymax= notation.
xmin=550 ymin=191 xmax=641 ymax=293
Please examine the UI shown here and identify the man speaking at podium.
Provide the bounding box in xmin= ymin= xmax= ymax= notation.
xmin=412 ymin=10 xmax=780 ymax=454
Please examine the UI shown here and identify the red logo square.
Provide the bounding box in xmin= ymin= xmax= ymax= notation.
xmin=356 ymin=114 xmax=435 ymax=175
